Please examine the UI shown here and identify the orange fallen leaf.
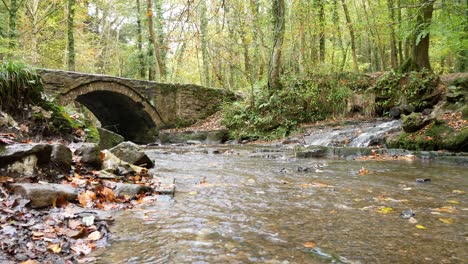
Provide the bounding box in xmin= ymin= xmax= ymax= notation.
xmin=304 ymin=241 xmax=316 ymax=249
xmin=359 ymin=167 xmax=369 ymax=176
xmin=87 ymin=231 xmax=101 ymax=241
xmin=78 ymin=190 xmax=97 ymax=207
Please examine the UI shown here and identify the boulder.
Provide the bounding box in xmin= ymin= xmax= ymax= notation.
xmin=98 ymin=127 xmax=124 ymax=150
xmin=101 ymin=150 xmax=146 ymax=176
xmin=113 ymin=183 xmax=153 ymax=198
xmin=75 ymin=143 xmax=102 ymax=168
xmin=402 ymin=112 xmax=433 ymax=133
xmin=51 ymin=144 xmax=72 ymax=171
xmin=7 ymin=155 xmax=38 ymax=176
xmin=110 ymin=141 xmax=154 ymax=168
xmin=389 ymin=107 xmax=401 ymax=119
xmin=0 ymin=144 xmax=52 ymax=168
xmin=11 ymin=183 xmax=78 ymax=208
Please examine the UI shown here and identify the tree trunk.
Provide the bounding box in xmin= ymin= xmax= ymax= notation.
xmin=199 ymin=0 xmax=210 ymax=87
xmin=136 ymin=0 xmax=145 ymax=79
xmin=400 ymin=0 xmax=435 ymax=72
xmin=146 ymin=0 xmax=164 ymax=80
xmin=317 ymin=0 xmax=325 ymax=62
xmin=67 ymin=0 xmax=76 ymax=71
xmin=340 ymin=0 xmax=359 ymax=72
xmin=387 ymin=0 xmax=398 ymax=69
xmin=268 ymin=0 xmax=286 ymax=91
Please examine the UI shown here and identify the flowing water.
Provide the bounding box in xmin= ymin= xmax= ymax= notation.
xmin=304 ymin=120 xmax=402 ymax=147
xmin=93 ymin=146 xmax=467 ymax=264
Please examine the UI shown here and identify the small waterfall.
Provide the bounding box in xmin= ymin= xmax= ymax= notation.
xmin=350 ymin=120 xmax=402 ymax=147
xmin=304 ymin=120 xmax=402 ymax=148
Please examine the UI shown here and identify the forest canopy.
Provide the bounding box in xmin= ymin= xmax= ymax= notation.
xmin=0 ymin=0 xmax=466 ymax=91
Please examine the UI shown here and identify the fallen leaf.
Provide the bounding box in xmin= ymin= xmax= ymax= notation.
xmin=379 ymin=207 xmax=393 ymax=214
xmin=447 ymin=200 xmax=459 ymax=204
xmin=409 ymin=217 xmax=418 ymax=224
xmin=87 ymin=231 xmax=101 ymax=241
xmin=71 ymin=241 xmax=92 ymax=255
xmin=432 ymin=206 xmax=457 ymax=213
xmin=78 ymin=190 xmax=97 ymax=207
xmin=47 ymin=243 xmax=61 ymax=253
xmin=415 ymin=224 xmax=426 ymax=229
xmin=452 ymin=190 xmax=465 ymax=194
xmin=359 ymin=167 xmax=369 ymax=176
xmin=438 ymin=218 xmax=454 ymax=224
xmin=304 ymin=241 xmax=316 ymax=249
xmin=20 ymin=260 xmax=38 ymax=264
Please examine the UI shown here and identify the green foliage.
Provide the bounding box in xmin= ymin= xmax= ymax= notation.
xmin=0 ymin=60 xmax=73 ymax=135
xmin=222 ymin=75 xmax=357 ymax=140
xmin=370 ymin=70 xmax=440 ymax=114
xmin=0 ymin=60 xmax=43 ymax=113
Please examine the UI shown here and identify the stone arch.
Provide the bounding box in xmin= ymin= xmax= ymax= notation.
xmin=59 ymin=81 xmax=163 ymax=143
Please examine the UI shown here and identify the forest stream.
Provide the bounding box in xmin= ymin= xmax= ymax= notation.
xmin=91 ymin=145 xmax=468 ymax=264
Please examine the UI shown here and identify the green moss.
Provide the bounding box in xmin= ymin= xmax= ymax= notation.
xmin=387 ymin=122 xmax=468 ymax=152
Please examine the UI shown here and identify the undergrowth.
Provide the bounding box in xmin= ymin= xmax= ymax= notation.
xmin=222 ymin=75 xmax=357 ymax=140
xmin=369 ymin=70 xmax=440 ymax=115
xmin=0 ymin=60 xmax=73 ymax=135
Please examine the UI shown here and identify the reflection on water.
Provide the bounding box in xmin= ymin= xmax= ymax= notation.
xmin=94 ymin=146 xmax=468 ymax=263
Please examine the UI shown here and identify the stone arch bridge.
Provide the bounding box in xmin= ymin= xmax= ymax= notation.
xmin=38 ymin=69 xmax=235 ymax=143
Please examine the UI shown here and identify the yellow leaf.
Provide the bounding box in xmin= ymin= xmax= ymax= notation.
xmin=379 ymin=207 xmax=393 ymax=214
xmin=439 ymin=218 xmax=454 ymax=225
xmin=20 ymin=260 xmax=38 ymax=264
xmin=452 ymin=190 xmax=464 ymax=194
xmin=87 ymin=231 xmax=101 ymax=241
xmin=304 ymin=241 xmax=316 ymax=249
xmin=447 ymin=200 xmax=459 ymax=204
xmin=415 ymin=225 xmax=426 ymax=229
xmin=47 ymin=243 xmax=61 ymax=253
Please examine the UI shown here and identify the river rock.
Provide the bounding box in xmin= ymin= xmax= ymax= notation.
xmin=7 ymin=155 xmax=38 ymax=176
xmin=98 ymin=127 xmax=124 ymax=150
xmin=110 ymin=141 xmax=154 ymax=168
xmin=113 ymin=183 xmax=153 ymax=198
xmin=75 ymin=143 xmax=102 ymax=168
xmin=51 ymin=144 xmax=72 ymax=171
xmin=10 ymin=183 xmax=78 ymax=208
xmin=0 ymin=144 xmax=52 ymax=168
xmin=295 ymin=146 xmax=328 ymax=158
xmin=389 ymin=107 xmax=401 ymax=119
xmin=101 ymin=150 xmax=147 ymax=175
xmin=402 ymin=112 xmax=433 ymax=133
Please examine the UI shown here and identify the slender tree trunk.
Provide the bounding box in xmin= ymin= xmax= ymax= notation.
xmin=268 ymin=0 xmax=286 ymax=90
xmin=199 ymin=0 xmax=210 ymax=86
xmin=387 ymin=0 xmax=398 ymax=69
xmin=67 ymin=0 xmax=76 ymax=71
xmin=340 ymin=0 xmax=359 ymax=72
xmin=136 ymin=0 xmax=145 ymax=79
xmin=397 ymin=0 xmax=404 ymax=65
xmin=317 ymin=0 xmax=325 ymax=62
xmin=154 ymin=0 xmax=167 ymax=79
xmin=146 ymin=0 xmax=164 ymax=80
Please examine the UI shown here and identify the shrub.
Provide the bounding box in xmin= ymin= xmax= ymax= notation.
xmin=222 ymin=75 xmax=355 ymax=140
